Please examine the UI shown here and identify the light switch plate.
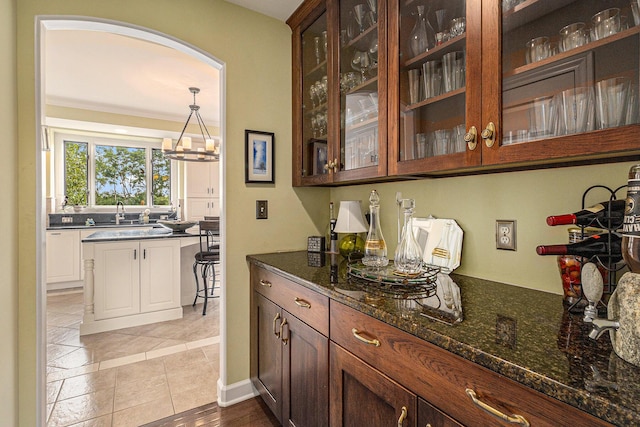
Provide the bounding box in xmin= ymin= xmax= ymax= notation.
xmin=256 ymin=200 xmax=268 ymax=219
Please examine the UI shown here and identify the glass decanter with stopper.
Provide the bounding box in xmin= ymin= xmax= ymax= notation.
xmin=409 ymin=5 xmax=435 ymax=57
xmin=363 ymin=190 xmax=389 ymax=267
xmin=394 ymin=198 xmax=423 ymax=274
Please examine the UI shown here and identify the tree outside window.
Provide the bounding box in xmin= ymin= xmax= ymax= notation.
xmin=63 ymin=138 xmax=171 ymax=208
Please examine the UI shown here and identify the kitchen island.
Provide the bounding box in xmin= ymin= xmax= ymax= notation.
xmin=248 ymin=251 xmax=639 ymax=426
xmin=80 ymin=228 xmax=201 ymax=335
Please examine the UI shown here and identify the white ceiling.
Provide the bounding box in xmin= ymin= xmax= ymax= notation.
xmin=44 ymin=1 xmax=302 ymax=137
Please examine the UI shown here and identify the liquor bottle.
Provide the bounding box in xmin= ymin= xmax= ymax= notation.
xmin=622 ymin=164 xmax=640 ymax=273
xmin=325 ymin=202 xmax=338 ymax=253
xmin=546 ymin=199 xmax=626 ymax=228
xmin=536 ymin=232 xmax=622 ymax=262
xmin=363 ymin=190 xmax=389 ymax=267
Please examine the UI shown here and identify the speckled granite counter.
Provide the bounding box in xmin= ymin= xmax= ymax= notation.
xmin=247 ymin=251 xmax=640 ymax=426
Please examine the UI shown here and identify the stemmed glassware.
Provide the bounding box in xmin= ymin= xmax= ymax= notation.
xmin=353 ymin=4 xmax=366 ymax=35
xmin=366 ymin=0 xmax=377 ymax=26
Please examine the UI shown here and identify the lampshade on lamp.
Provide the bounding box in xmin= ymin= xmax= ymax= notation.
xmin=334 ymin=200 xmax=368 ymax=259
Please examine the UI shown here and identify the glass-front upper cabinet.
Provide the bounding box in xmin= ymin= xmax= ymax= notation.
xmin=481 ymin=0 xmax=640 ymax=166
xmin=388 ymin=0 xmax=482 ymax=176
xmin=292 ymin=3 xmax=331 ymax=186
xmin=333 ymin=0 xmax=387 ymax=182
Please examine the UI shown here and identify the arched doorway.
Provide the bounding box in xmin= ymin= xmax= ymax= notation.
xmin=36 ymin=17 xmax=226 ymax=425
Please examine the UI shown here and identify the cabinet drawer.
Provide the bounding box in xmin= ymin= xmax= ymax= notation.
xmin=251 ymin=264 xmax=329 ymax=336
xmin=330 ymin=301 xmax=611 ymax=427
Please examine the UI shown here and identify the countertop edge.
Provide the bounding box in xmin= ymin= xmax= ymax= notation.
xmin=246 ymin=254 xmax=631 ymax=426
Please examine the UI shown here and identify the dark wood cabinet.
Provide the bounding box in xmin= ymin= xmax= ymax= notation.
xmin=418 ymin=398 xmax=464 ymax=427
xmin=250 ymin=264 xmax=329 ymax=426
xmin=330 ymin=342 xmax=417 ymax=426
xmin=289 ymin=0 xmax=640 ymax=186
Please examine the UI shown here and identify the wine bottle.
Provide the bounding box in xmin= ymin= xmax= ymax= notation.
xmin=536 ymin=232 xmax=622 ymax=261
xmin=622 ymin=164 xmax=640 ymax=272
xmin=325 ymin=202 xmax=338 ymax=252
xmin=546 ymin=199 xmax=626 ymax=228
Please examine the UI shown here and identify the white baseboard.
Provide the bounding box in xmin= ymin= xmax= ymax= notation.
xmin=216 ymin=378 xmax=258 ymax=407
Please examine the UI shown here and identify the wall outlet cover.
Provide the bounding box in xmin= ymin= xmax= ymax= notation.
xmin=496 ymin=220 xmax=516 ymax=251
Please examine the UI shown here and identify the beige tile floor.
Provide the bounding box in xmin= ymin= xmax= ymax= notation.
xmin=46 ymin=291 xmax=220 ymax=427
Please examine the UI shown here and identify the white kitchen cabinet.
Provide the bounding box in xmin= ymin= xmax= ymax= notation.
xmin=46 ymin=230 xmax=80 ymax=283
xmin=186 ymin=160 xmax=219 ymax=198
xmin=185 ymin=160 xmax=220 ymax=220
xmin=93 ymin=239 xmax=181 ymax=321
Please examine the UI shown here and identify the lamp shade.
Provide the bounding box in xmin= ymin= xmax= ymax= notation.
xmin=334 ymin=201 xmax=368 ymax=233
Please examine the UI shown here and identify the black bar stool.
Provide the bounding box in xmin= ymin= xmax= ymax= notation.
xmin=193 ymin=219 xmax=220 ymax=315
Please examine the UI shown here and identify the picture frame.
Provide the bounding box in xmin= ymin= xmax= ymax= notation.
xmin=311 ymin=140 xmax=328 ymax=175
xmin=245 ymin=130 xmax=275 ymax=184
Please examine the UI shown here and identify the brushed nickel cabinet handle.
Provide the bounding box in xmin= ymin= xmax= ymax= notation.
xmin=273 ymin=312 xmax=281 ymax=337
xmin=397 ymin=406 xmax=407 ymax=426
xmin=465 ymin=388 xmax=529 ymax=426
xmin=259 ymin=279 xmax=272 ymax=287
xmin=133 ymin=249 xmax=137 ymax=260
xmin=280 ymin=318 xmax=289 ymax=345
xmin=351 ymin=328 xmax=381 ymax=347
xmin=294 ymin=297 xmax=311 ymax=308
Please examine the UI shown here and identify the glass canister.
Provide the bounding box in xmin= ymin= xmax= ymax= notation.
xmin=558 ymin=227 xmax=603 ymax=311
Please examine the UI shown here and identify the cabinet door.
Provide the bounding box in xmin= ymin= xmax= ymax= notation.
xmin=251 ymin=292 xmax=284 ymax=423
xmin=46 ymin=230 xmax=80 ymax=283
xmin=482 ymin=0 xmax=640 ymax=166
xmin=330 ymin=342 xmax=417 ymax=427
xmin=186 ymin=161 xmax=218 ymax=198
xmin=93 ymin=242 xmax=140 ymax=320
xmin=292 ymin=2 xmax=332 ymax=186
xmin=139 ymin=239 xmax=181 ymax=313
xmin=282 ymin=311 xmax=329 ymax=427
xmin=388 ymin=0 xmax=483 ymax=175
xmin=332 ymin=0 xmax=388 ymax=183
xmin=418 ymin=398 xmax=463 ymax=427
xmin=185 ymin=197 xmax=219 ymax=221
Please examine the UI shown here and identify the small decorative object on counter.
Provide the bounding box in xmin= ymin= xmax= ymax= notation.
xmin=546 ymin=199 xmax=625 ymax=229
xmin=622 ymin=164 xmax=640 ymax=273
xmin=551 ymin=227 xmax=605 ymax=311
xmin=363 ymin=190 xmax=388 ymax=267
xmin=394 ymin=198 xmax=423 ymax=274
xmin=581 ymin=262 xmax=604 ymax=322
xmin=334 ymin=200 xmax=368 ymax=260
xmin=325 ymin=202 xmax=337 ymax=252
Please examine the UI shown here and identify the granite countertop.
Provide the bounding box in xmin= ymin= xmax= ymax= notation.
xmin=247 ymin=251 xmax=640 ymax=426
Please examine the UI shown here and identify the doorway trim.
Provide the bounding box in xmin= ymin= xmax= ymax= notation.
xmin=35 ymin=16 xmax=227 ymax=426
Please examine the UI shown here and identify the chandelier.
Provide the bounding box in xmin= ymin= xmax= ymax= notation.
xmin=162 ymin=87 xmax=220 ymax=162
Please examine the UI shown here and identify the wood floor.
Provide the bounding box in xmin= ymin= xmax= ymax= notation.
xmin=142 ymin=397 xmax=280 ymax=427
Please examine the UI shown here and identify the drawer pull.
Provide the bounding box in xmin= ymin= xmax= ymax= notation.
xmin=397 ymin=406 xmax=407 ymax=426
xmin=259 ymin=279 xmax=272 ymax=287
xmin=273 ymin=313 xmax=281 ymax=337
xmin=280 ymin=318 xmax=289 ymax=345
xmin=294 ymin=297 xmax=311 ymax=308
xmin=351 ymin=328 xmax=381 ymax=347
xmin=465 ymin=388 xmax=530 ymax=427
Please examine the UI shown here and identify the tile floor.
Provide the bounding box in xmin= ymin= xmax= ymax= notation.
xmin=46 ymin=291 xmax=220 ymax=426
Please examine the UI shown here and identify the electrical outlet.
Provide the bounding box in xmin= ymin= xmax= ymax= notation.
xmin=496 ymin=220 xmax=516 ymax=250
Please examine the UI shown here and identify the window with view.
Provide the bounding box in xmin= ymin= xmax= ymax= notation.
xmin=60 ymin=135 xmax=172 ymax=208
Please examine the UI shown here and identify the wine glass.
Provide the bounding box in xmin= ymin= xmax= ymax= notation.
xmin=366 ymin=0 xmax=377 ymax=26
xmin=353 ymin=4 xmax=366 ymax=35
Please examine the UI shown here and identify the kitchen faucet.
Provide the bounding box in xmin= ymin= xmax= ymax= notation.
xmin=115 ymin=201 xmax=125 ymax=224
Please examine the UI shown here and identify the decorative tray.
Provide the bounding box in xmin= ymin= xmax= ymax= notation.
xmin=347 ymin=261 xmax=439 ymax=287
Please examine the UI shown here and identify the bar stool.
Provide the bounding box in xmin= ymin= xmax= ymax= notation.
xmin=193 ymin=219 xmax=220 ymax=315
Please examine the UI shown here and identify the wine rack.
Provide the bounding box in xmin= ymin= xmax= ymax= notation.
xmin=569 ymin=184 xmax=627 ymax=313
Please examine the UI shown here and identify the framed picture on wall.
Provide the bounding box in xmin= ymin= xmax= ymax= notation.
xmin=245 ymin=130 xmax=275 ymax=184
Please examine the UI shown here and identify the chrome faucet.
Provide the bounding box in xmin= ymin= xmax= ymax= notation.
xmin=588 ymin=318 xmax=620 ymax=340
xmin=115 ymin=201 xmax=125 ymax=224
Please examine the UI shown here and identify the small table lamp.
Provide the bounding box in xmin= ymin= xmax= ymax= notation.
xmin=334 ymin=200 xmax=368 ymax=259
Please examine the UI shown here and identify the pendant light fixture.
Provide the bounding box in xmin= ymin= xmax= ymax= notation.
xmin=162 ymin=87 xmax=220 ymax=162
